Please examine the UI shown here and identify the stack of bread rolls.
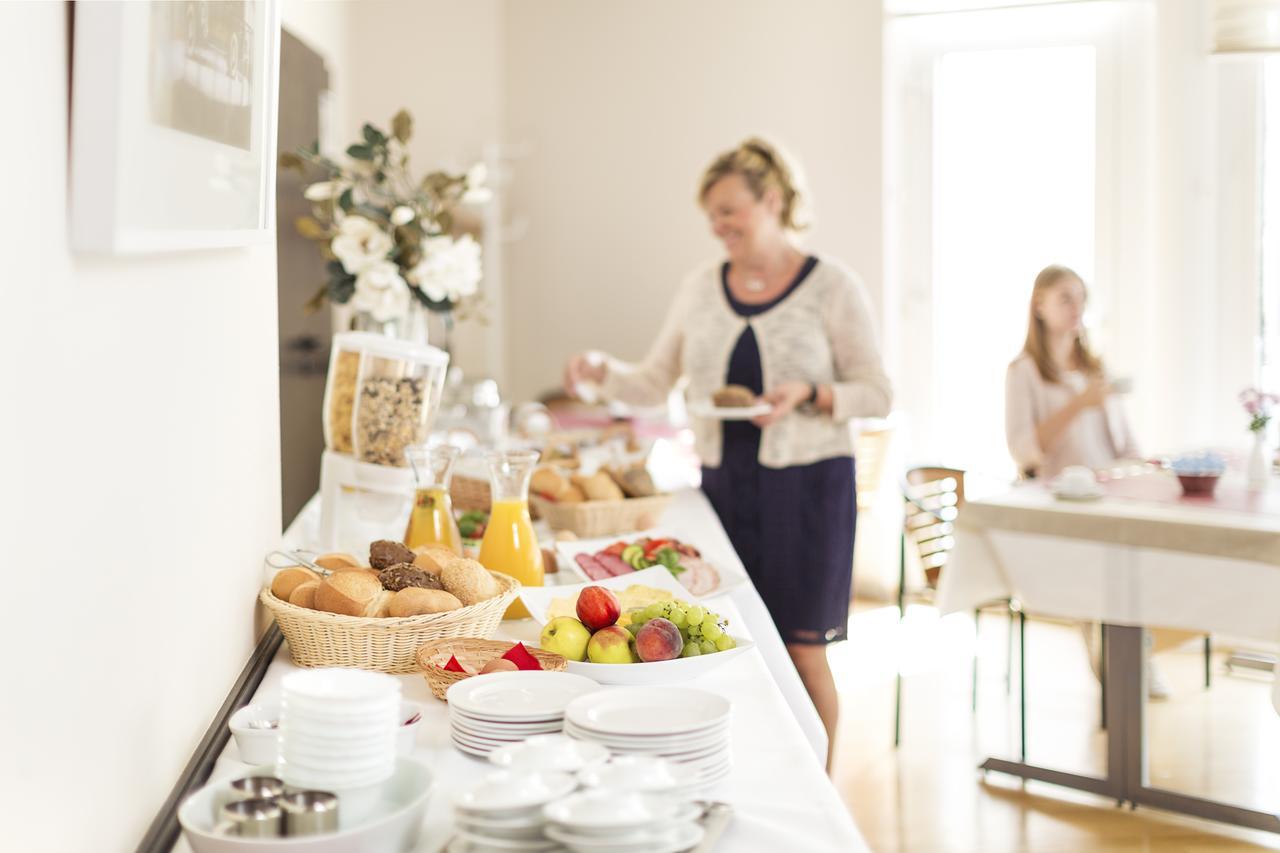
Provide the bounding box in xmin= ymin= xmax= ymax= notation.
xmin=530 ymin=463 xmax=657 ymax=503
xmin=268 ymin=540 xmax=505 ymax=619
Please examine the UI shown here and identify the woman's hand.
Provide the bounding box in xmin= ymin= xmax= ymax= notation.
xmin=563 ymin=352 xmax=608 ymax=399
xmin=752 ymin=381 xmax=813 ymax=427
xmin=1075 ymin=378 xmax=1112 ymax=410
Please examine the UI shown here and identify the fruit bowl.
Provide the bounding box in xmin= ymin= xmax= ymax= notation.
xmin=562 ymin=638 xmax=754 ymax=685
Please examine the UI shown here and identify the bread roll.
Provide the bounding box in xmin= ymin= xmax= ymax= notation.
xmin=441 ymin=557 xmax=502 ymax=606
xmin=576 ymin=471 xmax=624 ymax=502
xmin=366 ymin=590 xmax=394 ymax=618
xmin=271 ymin=567 xmax=320 ymax=601
xmin=412 ymin=546 xmax=454 ymax=576
xmin=531 ymin=467 xmax=569 ymax=499
xmin=315 ymin=571 xmax=384 ymax=617
xmin=370 ymin=539 xmax=416 ymax=569
xmin=713 ymin=385 xmax=756 ymax=407
xmin=288 ymin=580 xmax=320 ymax=609
xmin=314 ymin=552 xmax=363 ymax=571
xmin=559 ymin=485 xmax=586 ymax=504
xmin=388 ymin=587 xmax=463 ymax=617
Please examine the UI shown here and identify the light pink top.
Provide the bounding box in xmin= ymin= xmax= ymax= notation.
xmin=1005 ymin=353 xmax=1139 ymax=479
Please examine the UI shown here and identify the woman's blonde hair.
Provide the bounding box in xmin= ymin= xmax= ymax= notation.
xmin=698 ymin=137 xmax=810 ymax=231
xmin=1022 ymin=264 xmax=1103 ymax=383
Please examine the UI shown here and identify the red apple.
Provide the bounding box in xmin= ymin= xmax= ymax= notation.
xmin=635 ymin=617 xmax=684 ymax=662
xmin=576 ymin=586 xmax=622 ymax=631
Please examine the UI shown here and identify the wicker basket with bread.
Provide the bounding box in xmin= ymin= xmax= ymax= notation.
xmin=529 ymin=463 xmax=671 ymax=538
xmin=261 ymin=542 xmax=519 ymax=674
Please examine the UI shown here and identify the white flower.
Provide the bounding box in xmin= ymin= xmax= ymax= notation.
xmin=351 ymin=260 xmax=410 ymax=322
xmin=407 ymin=234 xmax=482 ymax=304
xmin=331 ymin=215 xmax=393 ymax=274
xmin=390 ymin=205 xmax=416 ymax=226
xmin=303 ymin=181 xmax=341 ymax=201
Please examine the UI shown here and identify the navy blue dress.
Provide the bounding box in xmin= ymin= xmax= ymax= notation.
xmin=700 ymin=258 xmax=857 ymax=645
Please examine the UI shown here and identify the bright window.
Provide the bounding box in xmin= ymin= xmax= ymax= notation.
xmin=933 ymin=45 xmax=1097 ymax=474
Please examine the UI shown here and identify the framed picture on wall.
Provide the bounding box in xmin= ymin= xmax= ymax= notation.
xmin=70 ymin=0 xmax=281 ymax=253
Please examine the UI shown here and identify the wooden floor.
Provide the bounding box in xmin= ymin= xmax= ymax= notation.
xmin=829 ymin=602 xmax=1280 ymax=852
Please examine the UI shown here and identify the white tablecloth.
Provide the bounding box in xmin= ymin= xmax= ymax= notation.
xmin=177 ymin=489 xmax=866 ymax=852
xmin=936 ymin=478 xmax=1280 ymax=643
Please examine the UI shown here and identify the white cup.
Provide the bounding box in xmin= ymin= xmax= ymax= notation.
xmin=1058 ymin=465 xmax=1097 ymax=495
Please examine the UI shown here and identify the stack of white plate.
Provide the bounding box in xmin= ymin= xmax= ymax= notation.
xmin=543 ymin=790 xmax=705 ymax=853
xmin=446 ymin=671 xmax=601 ymax=759
xmin=562 ymin=688 xmax=732 ymax=790
xmin=449 ymin=770 xmax=576 ymax=853
xmin=278 ymin=668 xmax=402 ymax=825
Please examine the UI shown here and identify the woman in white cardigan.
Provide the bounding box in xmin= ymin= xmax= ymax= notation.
xmin=565 ymin=139 xmax=891 ymax=765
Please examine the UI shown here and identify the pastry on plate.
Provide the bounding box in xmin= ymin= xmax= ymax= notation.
xmin=712 ymin=385 xmax=756 ymax=408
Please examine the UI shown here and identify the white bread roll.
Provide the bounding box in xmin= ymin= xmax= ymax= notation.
xmin=271 ymin=567 xmax=320 ymax=601
xmin=412 ymin=546 xmax=455 ymax=576
xmin=441 ymin=557 xmax=502 ymax=606
xmin=314 ymin=552 xmax=364 ymax=571
xmin=288 ymin=580 xmax=320 ymax=609
xmin=388 ymin=587 xmax=463 ymax=617
xmin=315 ymin=571 xmax=384 ymax=617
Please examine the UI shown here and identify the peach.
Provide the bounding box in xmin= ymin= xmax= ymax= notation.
xmin=635 ymin=617 xmax=684 ymax=663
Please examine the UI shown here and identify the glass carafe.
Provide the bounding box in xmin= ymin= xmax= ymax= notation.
xmin=478 ymin=449 xmax=544 ymax=619
xmin=404 ymin=445 xmax=463 ymax=554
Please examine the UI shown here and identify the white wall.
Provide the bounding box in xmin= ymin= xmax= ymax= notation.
xmin=0 ymin=4 xmax=282 ymax=850
xmin=502 ymin=0 xmax=885 ymax=401
xmin=281 ymin=0 xmax=352 ymax=146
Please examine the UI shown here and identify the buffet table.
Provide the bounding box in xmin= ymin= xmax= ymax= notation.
xmin=174 ymin=489 xmax=867 ymax=852
xmin=936 ymin=470 xmax=1280 ymax=832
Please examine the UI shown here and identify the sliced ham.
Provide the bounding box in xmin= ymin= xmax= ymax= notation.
xmin=574 ymin=553 xmax=614 ymax=581
xmin=678 ymin=556 xmax=720 ymax=596
xmin=596 ymin=553 xmax=636 ymax=577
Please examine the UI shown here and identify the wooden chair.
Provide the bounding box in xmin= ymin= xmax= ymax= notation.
xmin=894 ymin=467 xmax=1022 ymax=750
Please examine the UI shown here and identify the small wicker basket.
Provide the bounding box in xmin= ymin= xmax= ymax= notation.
xmin=450 ymin=474 xmax=492 ymax=513
xmin=415 ymin=638 xmax=568 ymax=700
xmin=531 ymin=493 xmax=672 ymax=538
xmin=260 ymin=571 xmax=520 ymax=674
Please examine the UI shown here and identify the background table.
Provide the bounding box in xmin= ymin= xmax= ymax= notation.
xmin=937 ymin=471 xmax=1280 ymax=832
xmin=174 ymin=489 xmax=866 ymax=852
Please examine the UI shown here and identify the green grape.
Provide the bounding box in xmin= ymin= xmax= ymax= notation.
xmin=700 ymin=640 xmax=716 ymax=654
xmin=643 ymin=603 xmax=664 ymax=620
xmin=702 ymin=622 xmax=723 ymax=641
xmin=714 ymin=634 xmax=736 ymax=652
xmin=686 ymin=623 xmax=703 ymax=640
xmin=668 ymin=607 xmax=687 ymax=628
xmin=686 ymin=606 xmax=707 ymax=626
xmin=681 ymin=643 xmax=702 ymax=658
xmin=626 ymin=622 xmax=642 ymax=638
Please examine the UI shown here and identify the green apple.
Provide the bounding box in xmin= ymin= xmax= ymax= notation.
xmin=540 ymin=617 xmax=591 ymax=662
xmin=587 ymin=625 xmax=638 ymax=664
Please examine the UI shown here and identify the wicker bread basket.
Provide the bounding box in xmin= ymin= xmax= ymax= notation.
xmin=450 ymin=474 xmax=492 ymax=513
xmin=531 ymin=493 xmax=672 ymax=538
xmin=415 ymin=638 xmax=568 ymax=700
xmin=260 ymin=571 xmax=520 ymax=674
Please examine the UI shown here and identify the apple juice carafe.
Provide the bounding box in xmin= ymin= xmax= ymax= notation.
xmin=478 ymin=449 xmax=544 ymax=619
xmin=405 ymin=444 xmax=462 ymax=554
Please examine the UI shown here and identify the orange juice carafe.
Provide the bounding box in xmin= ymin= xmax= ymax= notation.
xmin=404 ymin=445 xmax=462 ymax=554
xmin=478 ymin=449 xmax=544 ymax=619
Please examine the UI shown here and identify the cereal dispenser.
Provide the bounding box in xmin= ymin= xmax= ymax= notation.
xmin=318 ymin=332 xmax=449 ymax=551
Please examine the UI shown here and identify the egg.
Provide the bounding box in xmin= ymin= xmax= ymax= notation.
xmin=479 ymin=658 xmax=519 ymax=675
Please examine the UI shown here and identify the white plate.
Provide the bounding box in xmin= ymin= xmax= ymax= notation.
xmin=554 ymin=540 xmax=744 ymax=598
xmin=544 ymin=821 xmax=704 ymax=853
xmin=559 ymin=639 xmax=752 ymax=686
xmin=519 ymin=567 xmax=694 ymax=626
xmin=447 ymin=672 xmax=600 ymax=719
xmin=1052 ymin=487 xmax=1104 ymax=501
xmin=687 ymin=399 xmax=772 ymax=420
xmin=565 ymin=688 xmax=729 ymax=735
xmin=488 ymin=735 xmax=610 ymax=773
xmin=451 ymin=717 xmax=564 ymax=738
xmin=543 ymin=790 xmax=701 ymax=829
xmin=453 ymin=832 xmax=561 ymax=852
xmin=456 ymin=770 xmax=578 ymax=813
xmin=563 ymin=716 xmax=730 ymax=742
xmin=179 ymin=759 xmax=431 ymax=853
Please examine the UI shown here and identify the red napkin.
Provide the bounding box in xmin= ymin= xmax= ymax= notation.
xmin=501 ymin=642 xmax=543 ymax=671
xmin=442 ymin=654 xmax=469 ymax=674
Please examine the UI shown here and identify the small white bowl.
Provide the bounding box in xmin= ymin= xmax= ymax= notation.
xmin=456 ymin=770 xmax=577 ymax=813
xmin=228 ymin=703 xmax=281 ymax=766
xmin=398 ymin=701 xmax=424 ymax=756
xmin=488 ymin=734 xmax=609 ymax=772
xmin=576 ymin=755 xmax=691 ymax=793
xmin=543 ymin=789 xmax=698 ymax=832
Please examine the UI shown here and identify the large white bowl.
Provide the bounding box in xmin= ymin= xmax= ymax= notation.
xmin=562 ymin=638 xmax=753 ymax=685
xmin=178 ymin=758 xmax=432 ymax=853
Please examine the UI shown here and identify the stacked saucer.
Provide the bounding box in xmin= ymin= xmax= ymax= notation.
xmin=449 ymin=770 xmax=576 ymax=853
xmin=277 ymin=668 xmax=401 ymax=825
xmin=563 ymin=688 xmax=732 ymax=790
xmin=446 ymin=671 xmax=600 ymax=759
xmin=543 ymin=790 xmax=705 ymax=853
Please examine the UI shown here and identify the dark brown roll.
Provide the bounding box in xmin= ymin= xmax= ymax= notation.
xmin=370 ymin=539 xmax=415 ymax=569
xmin=380 ymin=563 xmax=444 ymax=592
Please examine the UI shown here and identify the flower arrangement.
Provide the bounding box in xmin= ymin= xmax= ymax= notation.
xmin=1239 ymin=387 xmax=1279 ymax=433
xmin=280 ymin=109 xmax=491 ymax=324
